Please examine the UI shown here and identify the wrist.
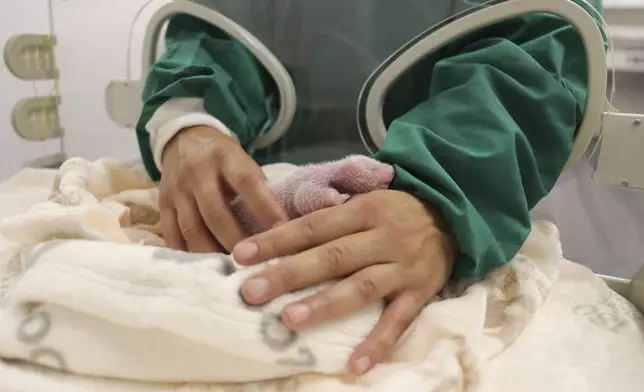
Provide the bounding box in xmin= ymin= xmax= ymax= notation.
xmin=145 ymin=98 xmax=237 ymax=172
xmin=423 ymin=200 xmax=460 ymax=262
xmin=161 ymin=125 xmax=237 ymax=169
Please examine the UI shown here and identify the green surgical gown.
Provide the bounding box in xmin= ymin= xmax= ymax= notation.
xmin=136 ymin=0 xmax=606 ymax=279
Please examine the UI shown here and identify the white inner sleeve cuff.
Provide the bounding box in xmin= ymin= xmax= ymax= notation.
xmin=145 ymin=97 xmax=236 ymax=172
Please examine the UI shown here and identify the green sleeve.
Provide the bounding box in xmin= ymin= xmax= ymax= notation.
xmin=135 ymin=14 xmax=279 ymax=182
xmin=375 ymin=1 xmax=605 ymax=279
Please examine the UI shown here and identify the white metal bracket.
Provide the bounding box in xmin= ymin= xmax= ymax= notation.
xmin=105 ymin=80 xmax=145 ymax=129
xmin=594 ymin=113 xmax=644 ymax=190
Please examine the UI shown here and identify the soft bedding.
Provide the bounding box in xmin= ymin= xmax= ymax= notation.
xmin=0 ymin=158 xmax=642 ymax=392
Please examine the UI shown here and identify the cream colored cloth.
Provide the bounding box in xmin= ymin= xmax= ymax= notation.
xmin=0 ymin=158 xmax=642 ymax=392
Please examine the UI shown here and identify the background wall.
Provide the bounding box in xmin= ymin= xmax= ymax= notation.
xmin=0 ymin=0 xmax=150 ymax=180
xmin=51 ymin=0 xmax=148 ymax=162
xmin=0 ymin=0 xmax=62 ymax=180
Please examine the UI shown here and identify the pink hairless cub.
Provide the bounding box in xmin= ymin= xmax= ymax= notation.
xmin=232 ymin=155 xmax=395 ymax=235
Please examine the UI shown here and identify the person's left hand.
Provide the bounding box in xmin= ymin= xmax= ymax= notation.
xmin=232 ymin=189 xmax=458 ymax=374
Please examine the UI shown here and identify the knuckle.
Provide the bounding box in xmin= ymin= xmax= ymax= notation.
xmin=179 ymin=224 xmax=196 ymax=238
xmin=355 ymin=199 xmax=379 ymax=224
xmin=233 ymin=167 xmax=261 ymax=189
xmin=301 ymin=217 xmax=319 ymax=243
xmin=160 ymin=170 xmax=178 ymax=187
xmin=183 ymin=165 xmax=202 ymax=183
xmin=177 ymin=215 xmax=199 ymax=238
xmin=321 ymin=244 xmax=347 ymax=274
xmin=211 ymin=143 xmax=233 ymax=163
xmin=217 ymin=145 xmax=245 ymax=171
xmin=195 ymin=181 xmax=218 ymax=199
xmin=273 ymin=265 xmax=298 ymax=292
xmin=184 ymin=154 xmax=204 ymax=173
xmin=388 ymin=218 xmax=410 ymax=234
xmin=371 ymin=229 xmax=392 ymax=253
xmin=355 ymin=277 xmax=378 ymax=302
xmin=401 ymin=263 xmax=425 ymax=285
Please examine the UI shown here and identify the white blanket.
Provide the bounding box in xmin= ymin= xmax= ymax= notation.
xmin=0 ymin=158 xmax=643 ymax=392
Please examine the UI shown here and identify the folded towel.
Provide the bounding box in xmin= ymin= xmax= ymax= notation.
xmin=0 ymin=157 xmax=573 ymax=391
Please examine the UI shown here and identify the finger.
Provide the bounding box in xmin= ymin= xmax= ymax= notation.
xmin=175 ymin=196 xmax=220 ymax=253
xmin=233 ymin=202 xmax=368 ymax=265
xmin=350 ymin=291 xmax=425 ymax=374
xmin=240 ymin=230 xmax=389 ymax=305
xmin=161 ymin=208 xmax=186 ymax=250
xmin=221 ymin=154 xmax=287 ymax=231
xmin=279 ymin=263 xmax=401 ymax=330
xmin=194 ymin=182 xmax=248 ymax=252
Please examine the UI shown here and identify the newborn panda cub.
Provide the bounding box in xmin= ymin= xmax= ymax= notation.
xmin=231 ymin=155 xmax=395 ymax=235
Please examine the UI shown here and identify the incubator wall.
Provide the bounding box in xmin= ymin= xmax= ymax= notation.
xmin=532 ymin=2 xmax=644 ymax=278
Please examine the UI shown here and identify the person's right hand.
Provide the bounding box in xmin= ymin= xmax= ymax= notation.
xmin=159 ymin=126 xmax=288 ymax=253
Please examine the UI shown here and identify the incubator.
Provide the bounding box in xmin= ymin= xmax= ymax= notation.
xmin=0 ymin=0 xmax=644 ymax=390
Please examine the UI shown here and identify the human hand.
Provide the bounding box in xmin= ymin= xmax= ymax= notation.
xmin=232 ymin=190 xmax=458 ymax=374
xmin=159 ymin=126 xmax=287 ymax=253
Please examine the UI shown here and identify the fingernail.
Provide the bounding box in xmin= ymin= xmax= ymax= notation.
xmin=243 ymin=277 xmax=269 ymax=301
xmin=234 ymin=242 xmax=258 ymax=261
xmin=354 ymin=356 xmax=371 ymax=374
xmin=284 ymin=304 xmax=311 ymax=325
